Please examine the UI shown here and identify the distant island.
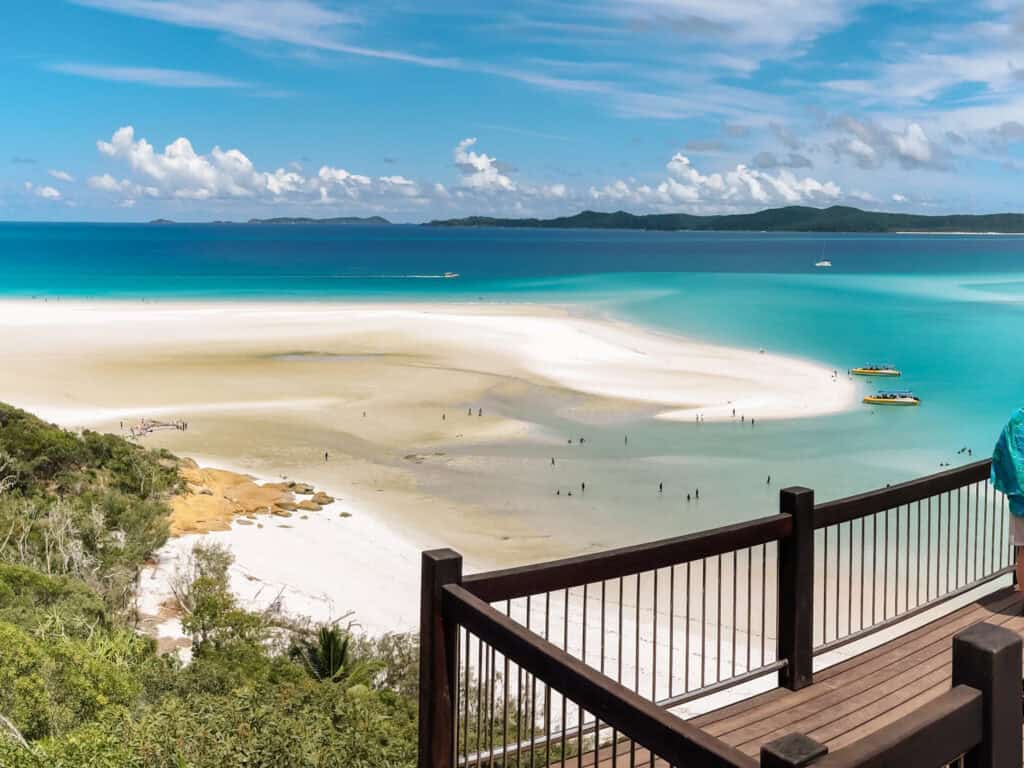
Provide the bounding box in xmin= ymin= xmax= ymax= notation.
xmin=246 ymin=215 xmax=391 ymax=225
xmin=147 ymin=216 xmax=392 ymax=225
xmin=427 ymin=205 xmax=1024 ymax=233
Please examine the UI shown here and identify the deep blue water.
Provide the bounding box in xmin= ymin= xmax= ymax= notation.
xmin=3 ymin=222 xmax=1024 ymax=518
xmin=3 ymin=222 xmax=1024 ymax=297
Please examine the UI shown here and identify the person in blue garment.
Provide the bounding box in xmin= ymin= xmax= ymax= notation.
xmin=991 ymin=408 xmax=1024 ymax=590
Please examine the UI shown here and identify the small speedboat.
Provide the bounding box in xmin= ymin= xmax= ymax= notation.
xmin=851 ymin=364 xmax=901 ymax=377
xmin=815 ymin=260 xmax=832 ymax=268
xmin=443 ymin=272 xmax=460 ymax=279
xmin=863 ymin=390 xmax=920 ymax=406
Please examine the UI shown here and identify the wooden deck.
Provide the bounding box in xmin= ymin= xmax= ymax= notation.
xmin=691 ymin=586 xmax=1024 ymax=761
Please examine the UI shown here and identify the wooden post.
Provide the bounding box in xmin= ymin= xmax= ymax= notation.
xmin=778 ymin=487 xmax=815 ymax=691
xmin=761 ymin=733 xmax=827 ymax=767
xmin=953 ymin=622 xmax=1022 ymax=768
xmin=419 ymin=549 xmax=463 ymax=768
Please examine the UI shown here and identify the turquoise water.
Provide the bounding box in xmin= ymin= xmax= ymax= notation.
xmin=3 ymin=222 xmax=1023 ymax=541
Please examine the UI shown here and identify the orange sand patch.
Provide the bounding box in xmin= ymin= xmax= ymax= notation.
xmin=169 ymin=458 xmax=333 ymax=535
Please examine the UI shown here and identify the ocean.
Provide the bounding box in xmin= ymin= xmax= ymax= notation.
xmin=3 ymin=221 xmax=1023 ymax=546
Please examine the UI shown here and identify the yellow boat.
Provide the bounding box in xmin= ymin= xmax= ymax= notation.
xmin=863 ymin=391 xmax=920 ymax=406
xmin=851 ymin=364 xmax=901 ymax=377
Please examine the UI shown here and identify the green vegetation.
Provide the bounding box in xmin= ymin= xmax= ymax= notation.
xmin=427 ymin=205 xmax=1024 ymax=233
xmin=0 ymin=403 xmax=419 ymax=767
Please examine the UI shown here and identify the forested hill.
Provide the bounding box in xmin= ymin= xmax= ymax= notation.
xmin=426 ymin=205 xmax=1024 ymax=233
xmin=0 ymin=403 xmax=418 ymax=767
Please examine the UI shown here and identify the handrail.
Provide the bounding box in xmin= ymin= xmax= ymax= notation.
xmin=443 ymin=583 xmax=758 ymax=768
xmin=814 ymin=460 xmax=991 ymax=529
xmin=463 ymin=513 xmax=793 ymax=602
xmin=813 ymin=685 xmax=982 ymax=767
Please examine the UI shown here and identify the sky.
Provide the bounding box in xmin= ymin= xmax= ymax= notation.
xmin=2 ymin=0 xmax=1024 ymax=222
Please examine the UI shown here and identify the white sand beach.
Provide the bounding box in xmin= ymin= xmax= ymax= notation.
xmin=0 ymin=299 xmax=857 ymax=637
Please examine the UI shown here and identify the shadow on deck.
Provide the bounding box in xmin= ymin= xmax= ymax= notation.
xmin=692 ymin=586 xmax=1023 ymax=760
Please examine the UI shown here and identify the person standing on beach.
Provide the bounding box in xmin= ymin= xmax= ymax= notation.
xmin=324 ymin=451 xmax=329 ymax=462
xmin=991 ymin=409 xmax=1024 ymax=589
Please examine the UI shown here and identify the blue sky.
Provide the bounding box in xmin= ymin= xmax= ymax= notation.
xmin=3 ymin=0 xmax=1024 ymax=221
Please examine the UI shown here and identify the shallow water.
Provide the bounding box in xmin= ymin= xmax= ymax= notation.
xmin=4 ymin=223 xmax=1023 ymax=552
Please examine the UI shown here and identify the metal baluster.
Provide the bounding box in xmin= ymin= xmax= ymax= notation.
xmin=822 ymin=525 xmax=829 ymax=643
xmin=963 ymin=488 xmax=970 ymax=586
xmin=684 ymin=561 xmax=691 ymax=692
xmin=746 ymin=547 xmax=753 ymax=673
xmin=983 ymin=482 xmax=990 ymax=576
xmin=476 ymin=636 xmax=483 ymax=768
xmin=926 ymin=496 xmax=932 ymax=602
xmin=512 ymin=634 xmax=520 ymax=765
xmin=916 ymin=501 xmax=923 ymax=607
xmin=491 ymin=647 xmax=499 ymax=765
xmin=835 ymin=524 xmax=841 ymax=641
xmin=579 ymin=585 xmax=586 ymax=768
xmin=668 ymin=566 xmax=674 ymax=699
xmin=614 ymin=575 xmax=622 ymax=768
xmin=847 ymin=520 xmax=854 ymax=635
xmin=581 ymin=583 xmax=588 ymax=670
xmin=527 ymin=595 xmax=535 ymax=768
xmin=883 ymin=509 xmax=889 ymax=622
xmin=893 ymin=506 xmax=900 ymax=617
xmin=956 ymin=489 xmax=962 ymax=588
xmin=634 ymin=574 xmax=641 ymax=694
xmin=761 ymin=543 xmax=767 ymax=665
xmin=562 ymin=589 xmax=569 ymax=767
xmin=701 ymin=558 xmax=707 ymax=688
xmin=464 ymin=629 xmax=472 ymax=764
xmin=988 ymin=482 xmax=995 ymax=574
xmin=904 ymin=505 xmax=911 ymax=613
xmin=545 ymin=592 xmax=552 ymax=768
xmin=973 ymin=483 xmax=980 ymax=582
xmin=860 ymin=516 xmax=866 ymax=629
xmin=732 ymin=550 xmax=738 ymax=678
xmin=1001 ymin=493 xmax=1008 ymax=569
xmin=945 ymin=492 xmax=952 ymax=595
xmin=503 ymin=601 xmax=511 ymax=766
xmin=717 ymin=554 xmax=723 ymax=682
xmin=652 ymin=571 xmax=658 ymax=701
xmin=456 ymin=628 xmax=463 ymax=766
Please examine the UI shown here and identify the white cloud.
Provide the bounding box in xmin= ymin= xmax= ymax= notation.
xmin=47 ymin=63 xmax=251 ymax=88
xmin=590 ymin=152 xmax=840 ymax=211
xmin=24 ymin=182 xmax=63 ymax=201
xmin=72 ymin=0 xmax=457 ymax=68
xmin=893 ymin=124 xmax=932 ymax=165
xmin=891 ymin=193 xmax=907 ymax=203
xmin=48 ymin=169 xmax=75 ymax=182
xmin=98 ymin=126 xmax=313 ymax=199
xmin=88 ymin=172 xmax=160 ymax=198
xmin=830 ymin=118 xmax=944 ymax=170
xmin=454 ymin=138 xmax=515 ymax=191
xmin=606 ymin=0 xmax=864 ymax=51
xmin=90 ymin=125 xmax=448 ymax=211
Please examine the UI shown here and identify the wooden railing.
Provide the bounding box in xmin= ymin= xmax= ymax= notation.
xmin=419 ymin=459 xmax=1020 ymax=768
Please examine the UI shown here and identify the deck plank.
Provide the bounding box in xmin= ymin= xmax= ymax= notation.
xmin=706 ymin=587 xmax=1023 ymax=757
xmin=550 ymin=588 xmax=1024 ymax=767
xmin=695 ymin=588 xmax=1021 ymax=740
